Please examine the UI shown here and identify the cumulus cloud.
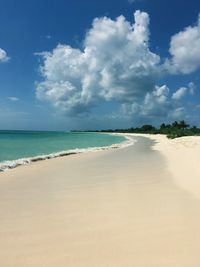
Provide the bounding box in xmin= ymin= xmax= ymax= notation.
xmin=121 ymin=83 xmax=192 ymax=122
xmin=142 ymin=85 xmax=170 ymax=115
xmin=168 ymin=14 xmax=200 ymax=74
xmin=172 ymin=82 xmax=195 ymax=100
xmin=172 ymin=87 xmax=187 ymax=100
xmin=121 ymin=85 xmax=170 ymax=118
xmin=36 ymin=10 xmax=161 ymax=114
xmin=36 ymin=10 xmax=198 ymax=124
xmin=0 ymin=48 xmax=9 ymax=62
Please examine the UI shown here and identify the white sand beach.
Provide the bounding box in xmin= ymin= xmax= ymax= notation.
xmin=0 ymin=135 xmax=200 ymax=266
xmin=131 ymin=134 xmax=200 ymax=199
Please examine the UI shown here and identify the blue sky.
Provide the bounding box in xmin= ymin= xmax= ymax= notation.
xmin=0 ymin=0 xmax=200 ymax=130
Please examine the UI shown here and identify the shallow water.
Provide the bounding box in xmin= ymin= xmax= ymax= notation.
xmin=0 ymin=131 xmax=126 ymax=170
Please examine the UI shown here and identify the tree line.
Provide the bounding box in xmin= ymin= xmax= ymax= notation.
xmin=85 ymin=120 xmax=200 ymax=139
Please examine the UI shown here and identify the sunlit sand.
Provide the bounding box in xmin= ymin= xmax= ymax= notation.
xmin=0 ymin=135 xmax=200 ymax=266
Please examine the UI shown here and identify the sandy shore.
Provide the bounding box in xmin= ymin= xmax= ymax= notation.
xmin=0 ymin=135 xmax=200 ymax=266
xmin=129 ymin=133 xmax=200 ymax=199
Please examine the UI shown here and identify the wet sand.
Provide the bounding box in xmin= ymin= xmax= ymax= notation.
xmin=0 ymin=136 xmax=200 ymax=266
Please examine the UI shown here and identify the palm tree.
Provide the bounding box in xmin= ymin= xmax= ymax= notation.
xmin=179 ymin=120 xmax=189 ymax=129
xmin=160 ymin=123 xmax=166 ymax=129
xmin=172 ymin=121 xmax=179 ymax=128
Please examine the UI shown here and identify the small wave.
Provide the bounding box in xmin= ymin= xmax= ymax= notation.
xmin=0 ymin=134 xmax=135 ymax=172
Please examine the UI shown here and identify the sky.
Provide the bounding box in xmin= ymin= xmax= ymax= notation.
xmin=0 ymin=0 xmax=200 ymax=130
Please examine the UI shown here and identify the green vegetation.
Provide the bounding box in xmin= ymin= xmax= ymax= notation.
xmin=89 ymin=121 xmax=200 ymax=139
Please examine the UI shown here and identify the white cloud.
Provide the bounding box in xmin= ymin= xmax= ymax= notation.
xmin=122 ymin=85 xmax=170 ymax=118
xmin=172 ymin=87 xmax=187 ymax=100
xmin=168 ymin=14 xmax=200 ymax=74
xmin=8 ymin=97 xmax=19 ymax=102
xmin=172 ymin=82 xmax=195 ymax=100
xmin=121 ymin=83 xmax=192 ymax=122
xmin=36 ymin=10 xmax=161 ymax=114
xmin=35 ymin=10 xmax=198 ymax=124
xmin=0 ymin=48 xmax=9 ymax=62
xmin=143 ymin=85 xmax=169 ymax=114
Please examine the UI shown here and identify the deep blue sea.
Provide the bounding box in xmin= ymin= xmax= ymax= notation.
xmin=0 ymin=131 xmax=126 ymax=171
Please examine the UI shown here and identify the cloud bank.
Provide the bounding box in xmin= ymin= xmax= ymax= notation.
xmin=36 ymin=10 xmax=199 ymax=124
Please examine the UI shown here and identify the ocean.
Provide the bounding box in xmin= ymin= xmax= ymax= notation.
xmin=0 ymin=131 xmax=128 ymax=171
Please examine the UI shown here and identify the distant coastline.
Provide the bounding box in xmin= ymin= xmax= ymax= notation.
xmin=79 ymin=120 xmax=200 ymax=139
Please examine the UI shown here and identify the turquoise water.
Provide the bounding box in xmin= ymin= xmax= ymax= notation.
xmin=0 ymin=131 xmax=126 ymax=167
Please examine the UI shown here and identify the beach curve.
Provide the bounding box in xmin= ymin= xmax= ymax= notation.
xmin=0 ymin=135 xmax=200 ymax=266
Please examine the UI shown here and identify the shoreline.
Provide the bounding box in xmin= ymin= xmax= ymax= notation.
xmin=1 ymin=132 xmax=200 ymax=201
xmin=129 ymin=133 xmax=200 ymax=199
xmin=0 ymin=133 xmax=134 ymax=172
xmin=2 ymin=132 xmax=200 ymax=200
xmin=1 ymin=135 xmax=200 ymax=266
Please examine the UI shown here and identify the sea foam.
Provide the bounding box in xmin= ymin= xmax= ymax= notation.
xmin=0 ymin=134 xmax=135 ymax=172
